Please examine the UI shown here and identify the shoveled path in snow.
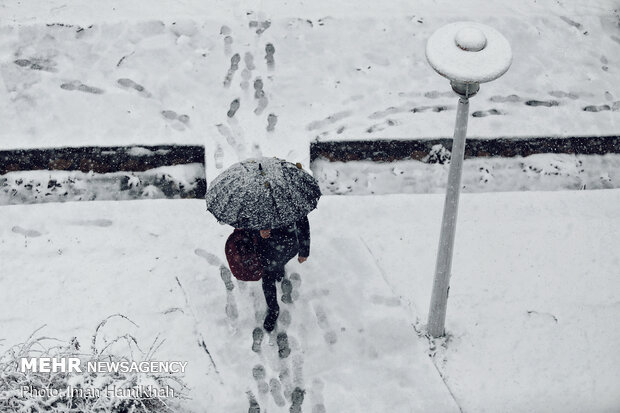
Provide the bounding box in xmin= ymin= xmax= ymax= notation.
xmin=189 ymin=235 xmax=460 ymax=412
xmin=0 ymin=199 xmax=459 ymax=412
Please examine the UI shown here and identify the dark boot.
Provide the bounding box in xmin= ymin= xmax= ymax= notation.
xmin=275 ymin=267 xmax=285 ymax=282
xmin=263 ymin=307 xmax=279 ymax=332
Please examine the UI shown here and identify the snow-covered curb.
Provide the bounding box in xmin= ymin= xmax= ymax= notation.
xmin=0 ymin=163 xmax=205 ymax=205
xmin=312 ymin=153 xmax=620 ymax=195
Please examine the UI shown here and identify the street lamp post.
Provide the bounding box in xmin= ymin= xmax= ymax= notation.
xmin=425 ymin=22 xmax=512 ymax=338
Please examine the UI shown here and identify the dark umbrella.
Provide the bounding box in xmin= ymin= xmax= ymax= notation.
xmin=206 ymin=157 xmax=321 ymax=230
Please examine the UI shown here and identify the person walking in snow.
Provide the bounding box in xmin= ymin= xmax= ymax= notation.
xmin=255 ymin=216 xmax=310 ymax=332
xmin=205 ymin=157 xmax=320 ymax=333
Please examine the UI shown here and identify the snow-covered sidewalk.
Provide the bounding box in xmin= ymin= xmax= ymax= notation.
xmin=0 ymin=198 xmax=459 ymax=412
xmin=320 ymin=189 xmax=620 ymax=412
xmin=2 ymin=189 xmax=619 ymax=411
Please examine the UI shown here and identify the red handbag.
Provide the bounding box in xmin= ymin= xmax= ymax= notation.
xmin=225 ymin=229 xmax=264 ymax=282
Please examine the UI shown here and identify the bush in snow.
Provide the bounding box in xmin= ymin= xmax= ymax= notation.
xmin=423 ymin=144 xmax=451 ymax=164
xmin=0 ymin=315 xmax=188 ymax=413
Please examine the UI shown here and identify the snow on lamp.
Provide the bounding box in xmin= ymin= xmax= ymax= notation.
xmin=426 ymin=22 xmax=512 ymax=338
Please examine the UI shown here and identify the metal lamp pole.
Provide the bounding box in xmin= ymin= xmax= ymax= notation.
xmin=425 ymin=23 xmax=512 ymax=338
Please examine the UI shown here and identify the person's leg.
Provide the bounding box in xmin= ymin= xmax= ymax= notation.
xmin=262 ymin=271 xmax=280 ymax=332
xmin=262 ymin=273 xmax=279 ymax=314
xmin=274 ymin=264 xmax=285 ymax=282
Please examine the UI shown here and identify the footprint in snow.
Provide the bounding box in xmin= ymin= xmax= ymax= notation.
xmin=265 ymin=43 xmax=275 ymax=70
xmin=252 ymin=327 xmax=264 ymax=353
xmin=216 ymin=123 xmax=243 ymax=154
xmin=313 ymin=305 xmax=338 ymax=345
xmin=366 ymin=119 xmax=399 ymax=133
xmin=253 ymin=78 xmax=264 ymax=99
xmin=266 ymin=113 xmax=278 ymax=132
xmin=227 ymin=98 xmax=240 ymax=118
xmin=249 ymin=20 xmax=271 ymax=35
xmin=223 ymin=35 xmax=233 ymax=55
xmin=292 ymin=354 xmax=305 ymax=388
xmin=60 ymin=81 xmax=104 ymax=94
xmin=369 ymin=105 xmax=410 ymax=120
xmin=489 ymin=94 xmax=521 ymax=103
xmin=290 ymin=272 xmax=302 ymax=301
xmin=411 ymin=105 xmax=450 ymax=113
xmin=255 ymin=96 xmax=268 ymax=115
xmin=252 ymin=364 xmax=267 ymax=380
xmin=290 ymin=387 xmax=306 ymax=413
xmin=214 ymin=143 xmax=224 ymax=169
xmin=524 ymin=100 xmax=559 ymax=107
xmin=583 ymin=103 xmax=620 ymax=112
xmin=281 ymin=278 xmax=293 ymax=304
xmin=548 ymin=90 xmax=579 ymax=100
xmin=269 ymin=378 xmax=286 ymax=406
xmin=277 ymin=332 xmax=291 ymax=359
xmin=240 ymin=69 xmax=251 ymax=90
xmin=221 ymin=26 xmax=233 ymax=54
xmin=161 ymin=110 xmax=190 ymax=131
xmin=279 ymin=309 xmax=292 ymax=328
xmin=194 ymin=248 xmax=221 ymax=266
xmin=559 ymin=16 xmax=583 ymax=30
xmin=311 ymin=378 xmax=327 ymax=413
xmin=117 ymin=78 xmax=151 ymax=97
xmin=250 ymin=289 xmax=267 ymax=325
xmin=424 ymin=90 xmax=454 ymax=99
xmin=220 ymin=265 xmax=234 ymax=291
xmin=225 ymin=291 xmax=238 ymax=321
xmin=246 ymin=391 xmax=261 ymax=413
xmin=223 ymin=53 xmax=240 ymax=87
xmin=161 ymin=109 xmax=190 ymax=123
xmin=12 ymin=226 xmax=42 ymax=237
xmin=14 ymin=57 xmax=57 ymax=72
xmin=472 ymin=109 xmax=504 ymax=118
xmin=244 ymin=52 xmax=256 ymax=70
xmin=279 ymin=365 xmax=294 ymax=402
xmin=306 ymin=111 xmax=352 ymax=131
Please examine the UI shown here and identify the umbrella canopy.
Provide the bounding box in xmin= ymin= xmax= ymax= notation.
xmin=206 ymin=157 xmax=321 ymax=230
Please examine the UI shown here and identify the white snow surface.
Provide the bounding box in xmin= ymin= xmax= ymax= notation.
xmin=0 ymin=198 xmax=459 ymax=413
xmin=312 ymin=153 xmax=620 ymax=195
xmin=1 ymin=0 xmax=619 ymax=185
xmin=1 ymin=192 xmax=619 ymax=411
xmin=1 ymin=0 xmax=620 ymax=412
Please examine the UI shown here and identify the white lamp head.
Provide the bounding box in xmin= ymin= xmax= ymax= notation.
xmin=426 ymin=21 xmax=512 ymax=91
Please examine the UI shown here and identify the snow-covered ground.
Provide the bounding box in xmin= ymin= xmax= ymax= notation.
xmin=312 ymin=153 xmax=620 ymax=195
xmin=0 ymin=199 xmax=459 ymax=412
xmin=1 ymin=190 xmax=619 ymax=412
xmin=1 ymin=0 xmax=619 ymax=183
xmin=1 ymin=0 xmax=619 ymax=412
xmin=0 ymin=163 xmax=205 ymax=205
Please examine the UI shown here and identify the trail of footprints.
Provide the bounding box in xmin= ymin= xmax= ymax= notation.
xmin=217 ymin=24 xmax=279 ymax=166
xmin=313 ymin=304 xmax=338 ymax=345
xmin=247 ymin=272 xmax=329 ymax=412
xmin=195 ymin=248 xmax=329 ymax=412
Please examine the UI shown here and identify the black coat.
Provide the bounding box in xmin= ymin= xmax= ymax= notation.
xmin=255 ymin=216 xmax=310 ymax=271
